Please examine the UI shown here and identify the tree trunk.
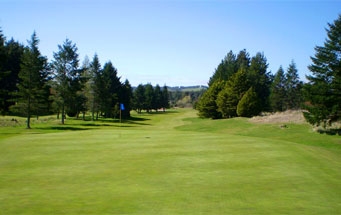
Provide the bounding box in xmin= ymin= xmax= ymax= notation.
xmin=26 ymin=97 xmax=31 ymax=129
xmin=61 ymin=103 xmax=65 ymax=124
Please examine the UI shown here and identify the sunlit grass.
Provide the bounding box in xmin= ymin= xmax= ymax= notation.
xmin=0 ymin=109 xmax=340 ymax=214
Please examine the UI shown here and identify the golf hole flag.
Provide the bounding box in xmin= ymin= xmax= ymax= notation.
xmin=120 ymin=103 xmax=125 ymax=111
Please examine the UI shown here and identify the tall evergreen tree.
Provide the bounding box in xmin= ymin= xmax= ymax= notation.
xmin=144 ymin=83 xmax=154 ymax=112
xmin=153 ymin=84 xmax=163 ymax=111
xmin=0 ymin=28 xmax=8 ymax=114
xmin=161 ymin=85 xmax=170 ymax=111
xmin=133 ymin=84 xmax=145 ymax=113
xmin=237 ymin=87 xmax=261 ymax=117
xmin=248 ymin=52 xmax=271 ymax=112
xmin=208 ymin=51 xmax=237 ymax=86
xmin=12 ymin=32 xmax=49 ymax=128
xmin=101 ymin=61 xmax=121 ymax=118
xmin=0 ymin=35 xmax=24 ymax=115
xmin=217 ymin=68 xmax=250 ymax=118
xmin=88 ymin=54 xmax=101 ymax=120
xmin=304 ymin=14 xmax=341 ymax=127
xmin=197 ymin=80 xmax=225 ymax=119
xmin=285 ymin=61 xmax=302 ymax=109
xmin=236 ymin=49 xmax=250 ymax=70
xmin=120 ymin=79 xmax=133 ymax=118
xmin=270 ymin=66 xmax=286 ymax=112
xmin=51 ymin=39 xmax=80 ymax=124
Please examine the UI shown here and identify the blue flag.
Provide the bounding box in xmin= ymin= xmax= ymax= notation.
xmin=120 ymin=103 xmax=125 ymax=111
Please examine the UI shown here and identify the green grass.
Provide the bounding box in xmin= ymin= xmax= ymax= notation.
xmin=0 ymin=109 xmax=340 ymax=214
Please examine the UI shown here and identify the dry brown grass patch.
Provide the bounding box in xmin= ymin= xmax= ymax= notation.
xmin=249 ymin=110 xmax=306 ymax=124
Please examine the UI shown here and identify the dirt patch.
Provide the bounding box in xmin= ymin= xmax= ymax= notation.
xmin=249 ymin=110 xmax=306 ymax=124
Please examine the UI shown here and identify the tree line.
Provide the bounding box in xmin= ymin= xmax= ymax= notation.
xmin=0 ymin=29 xmax=170 ymax=128
xmin=197 ymin=14 xmax=341 ymax=129
xmin=133 ymin=83 xmax=169 ymax=113
xmin=197 ymin=50 xmax=302 ymax=119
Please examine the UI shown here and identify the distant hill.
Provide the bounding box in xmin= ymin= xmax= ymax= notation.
xmin=167 ymin=85 xmax=208 ymax=92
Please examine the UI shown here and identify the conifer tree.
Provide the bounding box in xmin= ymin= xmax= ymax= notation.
xmin=52 ymin=39 xmax=80 ymax=124
xmin=270 ymin=66 xmax=286 ymax=112
xmin=285 ymin=61 xmax=302 ymax=109
xmin=133 ymin=84 xmax=145 ymax=113
xmin=120 ymin=79 xmax=133 ymax=118
xmin=197 ymin=80 xmax=225 ymax=119
xmin=0 ymin=33 xmax=25 ymax=115
xmin=237 ymin=87 xmax=261 ymax=117
xmin=208 ymin=51 xmax=237 ymax=86
xmin=217 ymin=68 xmax=250 ymax=118
xmin=161 ymin=85 xmax=170 ymax=111
xmin=144 ymin=84 xmax=154 ymax=112
xmin=101 ymin=61 xmax=121 ymax=118
xmin=248 ymin=52 xmax=271 ymax=112
xmin=13 ymin=32 xmax=49 ymax=128
xmin=304 ymin=15 xmax=341 ymax=127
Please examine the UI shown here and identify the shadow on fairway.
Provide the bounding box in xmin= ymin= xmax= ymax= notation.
xmin=40 ymin=126 xmax=91 ymax=131
xmin=317 ymin=128 xmax=341 ymax=136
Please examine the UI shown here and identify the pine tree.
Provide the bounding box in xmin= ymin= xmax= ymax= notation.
xmin=134 ymin=84 xmax=146 ymax=113
xmin=153 ymin=84 xmax=163 ymax=111
xmin=161 ymin=85 xmax=170 ymax=111
xmin=197 ymin=80 xmax=225 ymax=119
xmin=248 ymin=52 xmax=271 ymax=112
xmin=144 ymin=84 xmax=154 ymax=112
xmin=12 ymin=32 xmax=49 ymax=128
xmin=270 ymin=66 xmax=286 ymax=112
xmin=285 ymin=60 xmax=302 ymax=110
xmin=120 ymin=79 xmax=133 ymax=118
xmin=237 ymin=87 xmax=261 ymax=117
xmin=236 ymin=49 xmax=250 ymax=70
xmin=52 ymin=39 xmax=80 ymax=124
xmin=0 ymin=34 xmax=25 ymax=115
xmin=101 ymin=61 xmax=121 ymax=118
xmin=217 ymin=68 xmax=250 ymax=118
xmin=0 ymin=29 xmax=9 ymax=114
xmin=88 ymin=54 xmax=101 ymax=120
xmin=208 ymin=51 xmax=237 ymax=86
xmin=304 ymin=15 xmax=341 ymax=127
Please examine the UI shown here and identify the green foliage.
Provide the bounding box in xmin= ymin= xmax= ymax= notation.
xmin=11 ymin=32 xmax=49 ymax=128
xmin=200 ymin=50 xmax=273 ymax=119
xmin=197 ymin=80 xmax=224 ymax=119
xmin=270 ymin=66 xmax=286 ymax=111
xmin=132 ymin=84 xmax=170 ymax=113
xmin=52 ymin=39 xmax=80 ymax=124
xmin=0 ymin=34 xmax=24 ymax=115
xmin=304 ymin=14 xmax=341 ymax=126
xmin=285 ymin=61 xmax=302 ymax=109
xmin=161 ymin=85 xmax=170 ymax=110
xmin=144 ymin=83 xmax=154 ymax=112
xmin=248 ymin=52 xmax=272 ymax=111
xmin=237 ymin=87 xmax=261 ymax=117
xmin=133 ymin=84 xmax=145 ymax=113
xmin=208 ymin=51 xmax=237 ymax=86
xmin=217 ymin=68 xmax=250 ymax=118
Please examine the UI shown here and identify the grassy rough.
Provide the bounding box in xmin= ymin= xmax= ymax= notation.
xmin=0 ymin=109 xmax=340 ymax=214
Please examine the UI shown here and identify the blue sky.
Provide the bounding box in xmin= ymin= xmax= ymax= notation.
xmin=1 ymin=0 xmax=340 ymax=86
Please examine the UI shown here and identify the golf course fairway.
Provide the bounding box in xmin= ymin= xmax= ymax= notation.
xmin=0 ymin=109 xmax=340 ymax=214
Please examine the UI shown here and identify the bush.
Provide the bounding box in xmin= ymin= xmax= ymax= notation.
xmin=237 ymin=87 xmax=261 ymax=117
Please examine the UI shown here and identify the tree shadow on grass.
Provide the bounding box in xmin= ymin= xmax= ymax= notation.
xmin=317 ymin=128 xmax=341 ymax=136
xmin=40 ymin=126 xmax=91 ymax=131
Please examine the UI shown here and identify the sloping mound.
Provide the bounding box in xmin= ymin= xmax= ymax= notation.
xmin=249 ymin=110 xmax=306 ymax=124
